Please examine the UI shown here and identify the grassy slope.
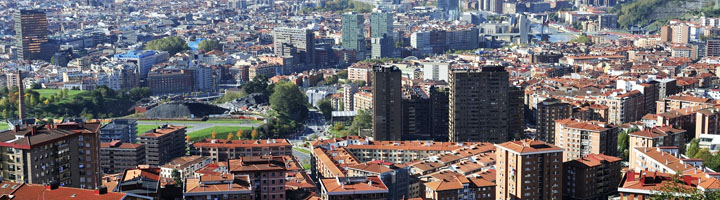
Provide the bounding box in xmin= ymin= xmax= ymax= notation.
xmin=187 ymin=126 xmax=254 ymax=141
xmin=138 ymin=119 xmax=262 ymax=124
xmin=0 ymin=123 xmax=7 ymax=130
xmin=33 ymin=89 xmax=86 ymax=99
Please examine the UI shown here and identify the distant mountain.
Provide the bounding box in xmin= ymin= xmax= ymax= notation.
xmin=612 ymin=0 xmax=713 ymax=31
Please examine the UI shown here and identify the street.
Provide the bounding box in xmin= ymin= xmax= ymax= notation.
xmin=291 ymin=109 xmax=330 ymax=170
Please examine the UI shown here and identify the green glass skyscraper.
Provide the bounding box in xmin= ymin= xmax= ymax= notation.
xmin=342 ymin=12 xmax=366 ymax=59
xmin=342 ymin=12 xmax=364 ymax=50
xmin=370 ymin=11 xmax=393 ymax=39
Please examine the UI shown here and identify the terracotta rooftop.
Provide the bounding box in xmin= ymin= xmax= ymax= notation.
xmin=321 ymin=176 xmax=388 ymax=195
xmin=495 ymin=139 xmax=563 ymax=155
xmin=8 ymin=183 xmax=127 ymax=200
xmin=629 ymin=126 xmax=684 ymax=139
xmin=139 ymin=125 xmax=186 ymax=138
xmin=192 ymin=139 xmax=291 ymax=148
xmin=555 ymin=119 xmax=613 ymax=132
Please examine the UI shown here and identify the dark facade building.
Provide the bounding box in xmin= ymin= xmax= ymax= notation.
xmin=100 ymin=119 xmax=138 ymax=143
xmin=430 ymin=87 xmax=450 ymax=141
xmin=100 ymin=140 xmax=146 ymax=174
xmin=449 ymin=66 xmax=510 ymax=143
xmin=14 ymin=9 xmax=54 ymax=61
xmin=508 ymin=86 xmax=525 ymax=140
xmin=563 ymin=154 xmax=622 ymax=200
xmin=372 ymin=65 xmax=402 ymax=141
xmin=273 ymin=27 xmax=315 ymax=65
xmin=536 ymin=98 xmax=572 ymax=143
xmin=402 ymin=86 xmax=432 ymax=141
xmin=138 ymin=125 xmax=187 ymax=166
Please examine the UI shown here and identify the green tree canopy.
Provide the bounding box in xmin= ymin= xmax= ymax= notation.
xmin=318 ymin=98 xmax=333 ymax=120
xmin=145 ymin=36 xmax=189 ymax=56
xmin=198 ymin=39 xmax=222 ymax=52
xmin=348 ymin=109 xmax=371 ymax=135
xmin=269 ymin=81 xmax=308 ymax=122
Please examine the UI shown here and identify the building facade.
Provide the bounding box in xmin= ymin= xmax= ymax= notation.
xmin=138 ymin=125 xmax=187 ymax=166
xmin=495 ymin=139 xmax=563 ymax=200
xmin=449 ymin=66 xmax=510 ymax=143
xmin=100 ymin=140 xmax=146 ymax=174
xmin=372 ymin=65 xmax=402 ymax=141
xmin=554 ymin=119 xmax=619 ymax=161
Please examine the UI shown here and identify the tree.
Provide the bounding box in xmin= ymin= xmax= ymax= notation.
xmin=618 ymin=129 xmax=630 ymax=160
xmin=227 ymin=132 xmax=233 ymax=140
xmin=171 ymin=169 xmax=183 ymax=187
xmin=269 ymin=81 xmax=308 ymax=122
xmin=251 ymin=129 xmax=260 ymax=139
xmin=145 ymin=36 xmax=189 ymax=56
xmin=687 ymin=138 xmax=700 ymax=158
xmin=349 ymin=109 xmax=371 ymax=135
xmin=236 ymin=129 xmax=244 ymax=139
xmin=337 ymin=70 xmax=348 ymax=79
xmin=318 ymin=98 xmax=333 ymax=120
xmin=186 ymin=135 xmax=191 ymax=142
xmin=650 ymin=173 xmax=720 ymax=200
xmin=325 ymin=75 xmax=339 ymax=85
xmin=241 ymin=129 xmax=252 ymax=139
xmin=30 ymin=83 xmax=41 ymax=89
xmin=198 ymin=40 xmax=222 ymax=52
xmin=211 ymin=130 xmax=217 ymax=139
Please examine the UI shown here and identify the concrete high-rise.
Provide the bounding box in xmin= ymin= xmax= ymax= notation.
xmin=342 ymin=12 xmax=366 ymax=59
xmin=496 ymin=139 xmax=563 ymax=200
xmin=14 ymin=10 xmax=52 ymax=61
xmin=536 ymin=98 xmax=572 ymax=143
xmin=272 ymin=27 xmax=315 ymax=65
xmin=372 ymin=65 xmax=402 ymax=141
xmin=449 ymin=66 xmax=510 ymax=143
xmin=371 ymin=36 xmax=394 ymax=58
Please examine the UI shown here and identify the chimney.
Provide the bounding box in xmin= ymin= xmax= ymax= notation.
xmin=627 ymin=170 xmax=636 ymax=182
xmin=94 ymin=186 xmax=108 ymax=195
xmin=17 ymin=72 xmax=25 ymax=120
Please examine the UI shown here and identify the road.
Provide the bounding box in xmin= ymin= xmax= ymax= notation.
xmin=291 ymin=109 xmax=330 ymax=169
xmin=136 ymin=121 xmax=262 ymax=132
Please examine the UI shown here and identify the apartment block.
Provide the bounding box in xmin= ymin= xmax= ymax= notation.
xmin=319 ymin=176 xmax=388 ymax=200
xmin=696 ymin=107 xmax=720 ymax=138
xmin=138 ymin=125 xmax=187 ymax=166
xmin=656 ymin=95 xmax=714 ymax=114
xmin=628 ymin=126 xmax=686 ymax=164
xmin=346 ymin=161 xmax=409 ymax=200
xmin=372 ymin=65 xmax=403 ymax=141
xmin=597 ymin=90 xmax=644 ymax=125
xmin=536 ymin=98 xmax=572 ymax=143
xmin=562 ymin=154 xmax=622 ymax=200
xmin=100 ymin=140 xmax=145 ymax=174
xmin=190 ymin=139 xmax=292 ymax=162
xmin=495 ymin=139 xmax=563 ymax=200
xmin=100 ymin=119 xmax=138 ymax=143
xmin=449 ymin=66 xmax=511 ymax=143
xmin=229 ymin=156 xmax=287 ymax=200
xmin=160 ymin=155 xmax=212 ymax=180
xmin=423 ymin=170 xmax=495 ymax=200
xmin=0 ymin=122 xmax=102 ymax=189
xmin=184 ymin=174 xmax=253 ymax=200
xmin=347 ymin=62 xmax=372 ymax=84
xmin=554 ymin=119 xmax=619 ymax=161
xmin=353 ymin=92 xmax=373 ymax=111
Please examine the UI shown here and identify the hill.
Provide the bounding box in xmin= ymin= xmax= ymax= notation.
xmin=612 ymin=0 xmax=711 ymax=31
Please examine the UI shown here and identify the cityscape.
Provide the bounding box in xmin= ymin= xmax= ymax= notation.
xmin=2 ymin=0 xmax=720 ymax=200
